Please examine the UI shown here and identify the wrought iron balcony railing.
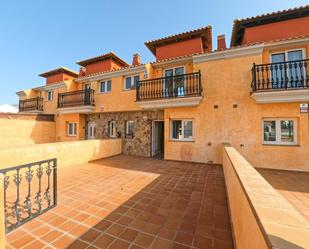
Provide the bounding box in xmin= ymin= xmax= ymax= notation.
xmin=0 ymin=158 xmax=57 ymax=233
xmin=251 ymin=59 xmax=309 ymax=92
xmin=19 ymin=97 xmax=43 ymax=112
xmin=58 ymin=89 xmax=95 ymax=108
xmin=136 ymin=71 xmax=202 ymax=101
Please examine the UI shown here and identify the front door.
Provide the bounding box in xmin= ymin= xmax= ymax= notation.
xmin=152 ymin=121 xmax=164 ymax=158
xmin=87 ymin=121 xmax=95 ymax=140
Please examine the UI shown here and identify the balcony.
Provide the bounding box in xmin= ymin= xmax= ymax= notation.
xmin=136 ymin=71 xmax=202 ymax=109
xmin=19 ymin=97 xmax=43 ymax=113
xmin=251 ymin=59 xmax=309 ymax=103
xmin=57 ymin=89 xmax=95 ymax=114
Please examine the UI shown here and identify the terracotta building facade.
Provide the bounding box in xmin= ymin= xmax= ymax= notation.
xmin=16 ymin=5 xmax=309 ymax=171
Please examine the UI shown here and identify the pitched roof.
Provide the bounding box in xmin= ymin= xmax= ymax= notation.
xmin=76 ymin=52 xmax=129 ymax=67
xmin=39 ymin=67 xmax=78 ymax=78
xmin=145 ymin=26 xmax=212 ymax=56
xmin=230 ymin=5 xmax=309 ymax=47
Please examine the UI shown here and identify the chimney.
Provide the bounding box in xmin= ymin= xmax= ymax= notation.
xmin=132 ymin=53 xmax=141 ymax=66
xmin=217 ymin=35 xmax=226 ymax=50
xmin=79 ymin=67 xmax=86 ymax=76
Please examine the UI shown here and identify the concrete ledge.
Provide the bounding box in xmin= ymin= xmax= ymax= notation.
xmin=0 ymin=139 xmax=122 ymax=169
xmin=222 ymin=144 xmax=309 ymax=249
xmin=137 ymin=96 xmax=203 ymax=109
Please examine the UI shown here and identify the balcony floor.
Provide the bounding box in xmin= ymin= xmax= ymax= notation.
xmin=258 ymin=168 xmax=309 ymax=220
xmin=6 ymin=155 xmax=233 ymax=249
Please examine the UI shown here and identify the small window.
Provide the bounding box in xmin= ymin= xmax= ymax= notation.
xmin=126 ymin=121 xmax=134 ymax=138
xmin=100 ymin=80 xmax=112 ymax=93
xmin=263 ymin=119 xmax=297 ymax=145
xmin=47 ymin=91 xmax=53 ymax=101
xmin=67 ymin=123 xmax=77 ymax=136
xmin=170 ymin=120 xmax=193 ymax=141
xmin=124 ymin=75 xmax=140 ymax=90
xmin=109 ymin=121 xmax=117 ymax=138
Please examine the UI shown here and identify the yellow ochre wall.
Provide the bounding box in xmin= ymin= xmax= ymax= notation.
xmin=164 ymin=48 xmax=309 ymax=171
xmin=0 ymin=115 xmax=56 ymax=149
xmin=0 ymin=139 xmax=122 ymax=169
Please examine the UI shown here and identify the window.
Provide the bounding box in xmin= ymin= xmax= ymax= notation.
xmin=126 ymin=121 xmax=134 ymax=138
xmin=164 ymin=67 xmax=185 ymax=97
xmin=100 ymin=80 xmax=112 ymax=93
xmin=109 ymin=121 xmax=117 ymax=138
xmin=263 ymin=119 xmax=297 ymax=145
xmin=124 ymin=75 xmax=140 ymax=90
xmin=170 ymin=120 xmax=193 ymax=141
xmin=47 ymin=91 xmax=53 ymax=101
xmin=67 ymin=123 xmax=77 ymax=136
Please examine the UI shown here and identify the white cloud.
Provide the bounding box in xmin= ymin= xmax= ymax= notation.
xmin=0 ymin=104 xmax=18 ymax=113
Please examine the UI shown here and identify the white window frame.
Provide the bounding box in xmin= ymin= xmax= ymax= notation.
xmin=270 ymin=48 xmax=306 ymax=63
xmin=170 ymin=119 xmax=194 ymax=142
xmin=109 ymin=121 xmax=117 ymax=138
xmin=47 ymin=91 xmax=53 ymax=101
xmin=99 ymin=80 xmax=112 ymax=93
xmin=262 ymin=118 xmax=297 ymax=145
xmin=67 ymin=123 xmax=77 ymax=137
xmin=126 ymin=120 xmax=134 ymax=137
xmin=124 ymin=75 xmax=140 ymax=90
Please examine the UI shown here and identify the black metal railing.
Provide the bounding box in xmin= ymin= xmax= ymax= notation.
xmin=251 ymin=59 xmax=309 ymax=92
xmin=19 ymin=97 xmax=43 ymax=112
xmin=0 ymin=159 xmax=57 ymax=233
xmin=136 ymin=71 xmax=202 ymax=101
xmin=58 ymin=89 xmax=95 ymax=108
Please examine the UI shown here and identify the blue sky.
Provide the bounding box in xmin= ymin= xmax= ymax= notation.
xmin=0 ymin=0 xmax=308 ymax=104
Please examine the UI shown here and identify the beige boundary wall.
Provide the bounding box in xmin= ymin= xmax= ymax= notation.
xmin=0 ymin=139 xmax=122 ymax=170
xmin=223 ymin=144 xmax=309 ymax=249
xmin=0 ymin=114 xmax=56 ymax=148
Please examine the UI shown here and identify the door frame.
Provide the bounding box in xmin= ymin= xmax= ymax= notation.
xmin=87 ymin=121 xmax=96 ymax=140
xmin=151 ymin=120 xmax=164 ymax=157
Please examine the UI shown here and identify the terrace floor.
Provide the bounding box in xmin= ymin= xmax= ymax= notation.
xmin=6 ymin=155 xmax=234 ymax=249
xmin=258 ymin=168 xmax=309 ymax=220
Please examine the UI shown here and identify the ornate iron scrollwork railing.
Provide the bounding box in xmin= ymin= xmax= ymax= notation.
xmin=251 ymin=59 xmax=309 ymax=92
xmin=136 ymin=71 xmax=202 ymax=101
xmin=0 ymin=159 xmax=57 ymax=233
xmin=19 ymin=97 xmax=43 ymax=112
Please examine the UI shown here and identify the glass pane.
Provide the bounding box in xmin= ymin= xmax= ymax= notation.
xmin=101 ymin=82 xmax=105 ymax=92
xmin=281 ymin=120 xmax=294 ymax=143
xmin=287 ymin=50 xmax=303 ymax=87
xmin=164 ymin=69 xmax=173 ymax=77
xmin=125 ymin=77 xmax=131 ymax=89
xmin=172 ymin=121 xmax=182 ymax=139
xmin=271 ymin=53 xmax=285 ymax=88
xmin=174 ymin=67 xmax=184 ymax=75
xmin=133 ymin=76 xmax=140 ymax=87
xmin=183 ymin=121 xmax=193 ymax=139
xmin=263 ymin=121 xmax=276 ymax=142
xmin=127 ymin=121 xmax=134 ymax=135
xmin=107 ymin=81 xmax=112 ymax=91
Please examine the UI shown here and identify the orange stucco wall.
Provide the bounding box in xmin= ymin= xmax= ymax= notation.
xmin=85 ymin=60 xmax=123 ymax=76
xmin=164 ymin=44 xmax=309 ymax=171
xmin=156 ymin=38 xmax=204 ymax=60
xmin=242 ymin=17 xmax=309 ymax=45
xmin=46 ymin=73 xmax=75 ymax=84
xmin=55 ymin=113 xmax=86 ymax=142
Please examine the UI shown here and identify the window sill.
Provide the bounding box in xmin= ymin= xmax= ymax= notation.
xmin=169 ymin=139 xmax=195 ymax=143
xmin=67 ymin=135 xmax=77 ymax=137
xmin=97 ymin=92 xmax=111 ymax=95
xmin=262 ymin=143 xmax=299 ymax=147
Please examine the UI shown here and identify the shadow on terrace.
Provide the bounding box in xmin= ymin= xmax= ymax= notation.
xmin=6 ymin=155 xmax=234 ymax=249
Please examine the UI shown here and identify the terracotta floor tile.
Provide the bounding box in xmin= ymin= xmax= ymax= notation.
xmin=41 ymin=229 xmax=63 ymax=243
xmin=109 ymin=239 xmax=131 ymax=249
xmin=93 ymin=233 xmax=115 ymax=248
xmin=22 ymin=239 xmax=46 ymax=249
xmin=11 ymin=233 xmax=36 ymax=248
xmin=79 ymin=228 xmax=101 ymax=243
xmin=135 ymin=233 xmax=155 ymax=248
xmin=171 ymin=242 xmax=191 ymax=249
xmin=52 ymin=234 xmax=75 ymax=249
xmin=5 ymin=155 xmax=234 ymax=248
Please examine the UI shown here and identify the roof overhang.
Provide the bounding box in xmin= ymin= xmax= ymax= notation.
xmin=76 ymin=52 xmax=129 ymax=68
xmin=145 ymin=26 xmax=212 ymax=56
xmin=230 ymin=5 xmax=309 ymax=47
xmin=39 ymin=67 xmax=78 ymax=78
